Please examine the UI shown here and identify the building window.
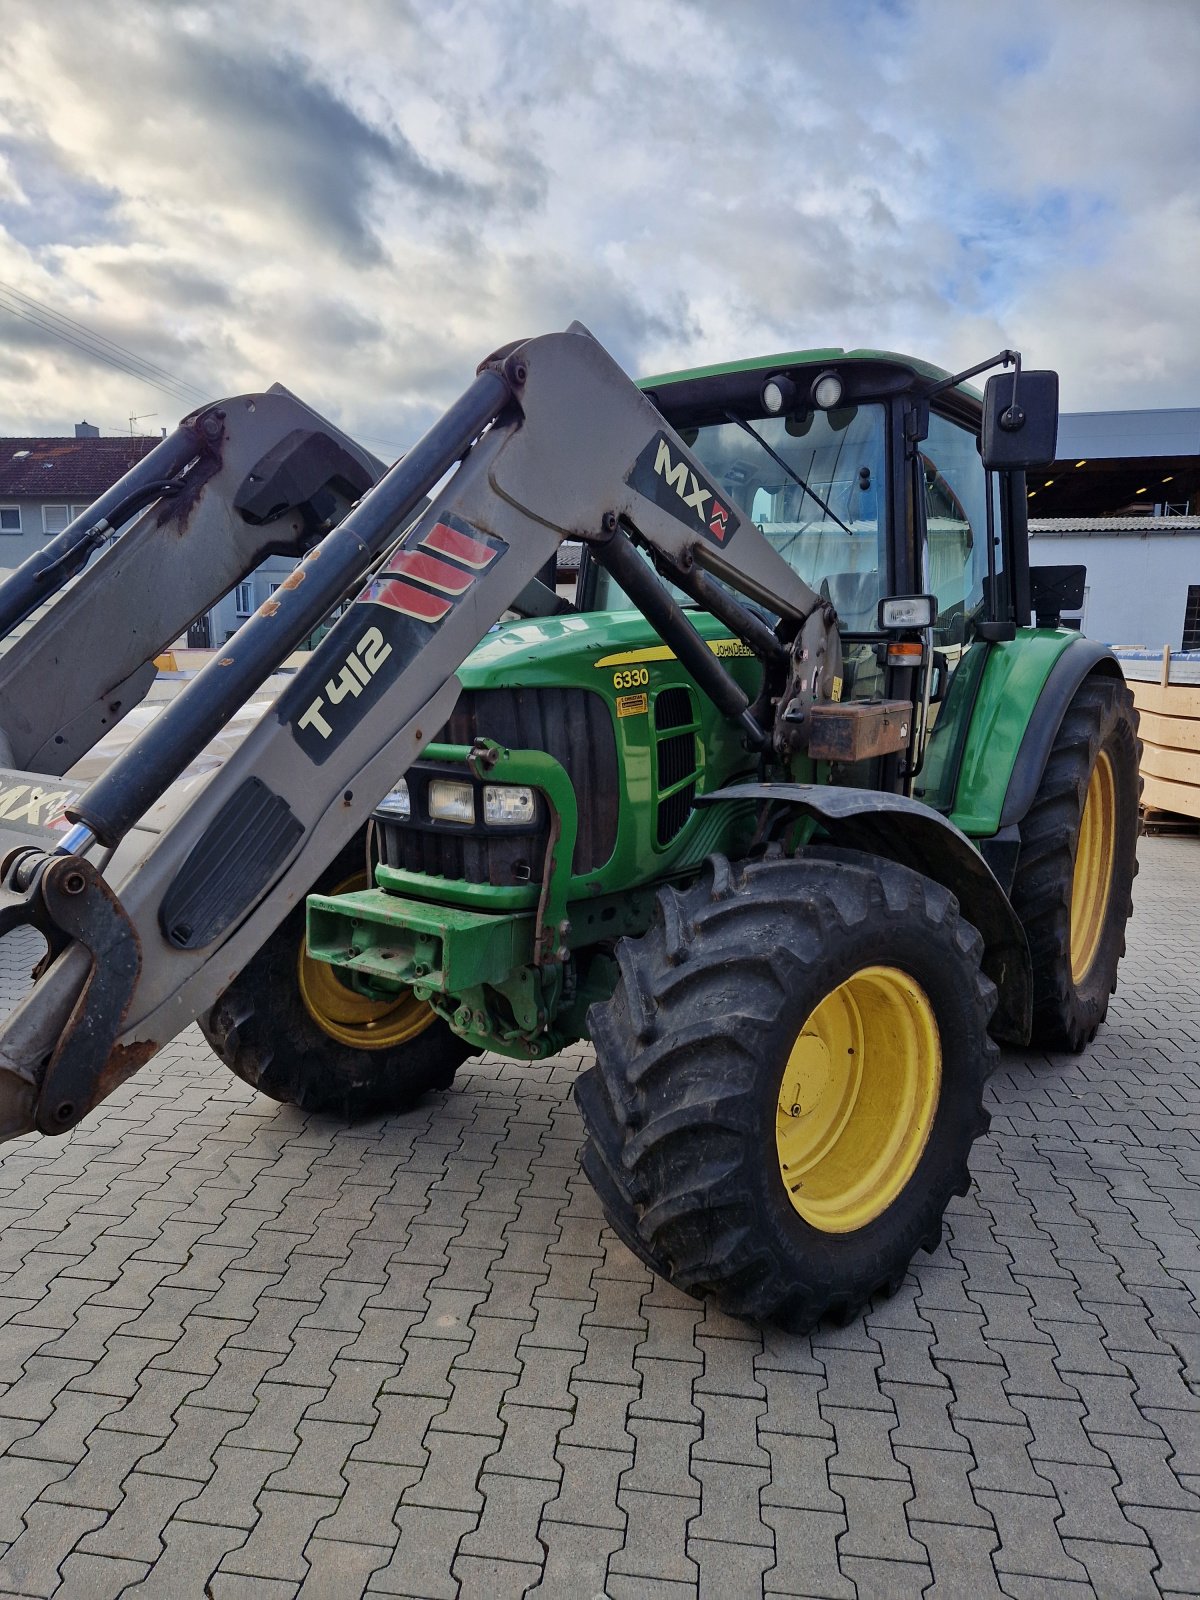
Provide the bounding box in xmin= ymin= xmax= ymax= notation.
xmin=269 ymin=582 xmax=282 ymax=595
xmin=234 ymin=581 xmax=254 ymax=617
xmin=42 ymin=505 xmax=70 ymax=535
xmin=71 ymin=504 xmax=90 ymax=523
xmin=1183 ymin=586 xmax=1200 ymax=652
xmin=0 ymin=507 xmax=20 ymax=534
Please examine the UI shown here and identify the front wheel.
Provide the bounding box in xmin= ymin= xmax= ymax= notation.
xmin=200 ymin=846 xmax=471 ymax=1118
xmin=576 ymin=850 xmax=998 ymax=1331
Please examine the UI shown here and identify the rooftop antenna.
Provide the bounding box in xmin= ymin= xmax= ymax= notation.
xmin=128 ymin=411 xmax=157 ymax=436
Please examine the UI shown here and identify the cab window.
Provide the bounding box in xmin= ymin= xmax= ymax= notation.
xmin=921 ymin=411 xmax=1002 ymax=648
xmin=592 ymin=403 xmax=890 ymax=632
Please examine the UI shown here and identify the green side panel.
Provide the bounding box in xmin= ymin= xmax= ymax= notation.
xmin=946 ymin=628 xmax=1081 ymax=837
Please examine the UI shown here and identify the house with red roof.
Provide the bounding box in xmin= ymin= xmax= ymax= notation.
xmin=0 ymin=425 xmax=161 ymax=565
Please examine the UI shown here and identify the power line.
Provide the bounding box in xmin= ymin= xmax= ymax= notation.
xmin=0 ymin=293 xmax=198 ymax=406
xmin=0 ymin=279 xmax=209 ymax=407
xmin=0 ymin=278 xmax=209 ymax=400
xmin=0 ymin=278 xmax=412 ymax=455
xmin=350 ymin=428 xmax=407 ymax=455
xmin=0 ymin=279 xmax=211 ymax=399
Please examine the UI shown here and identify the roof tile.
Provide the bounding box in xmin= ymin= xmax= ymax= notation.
xmin=0 ymin=437 xmax=160 ymax=500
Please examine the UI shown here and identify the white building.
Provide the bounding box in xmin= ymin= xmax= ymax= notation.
xmin=1028 ymin=406 xmax=1200 ymax=652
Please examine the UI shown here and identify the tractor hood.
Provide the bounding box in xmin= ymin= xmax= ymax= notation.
xmin=456 ymin=606 xmax=743 ymax=693
xmin=60 ymin=606 xmax=733 ymax=815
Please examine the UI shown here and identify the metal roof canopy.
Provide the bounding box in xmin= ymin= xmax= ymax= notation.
xmin=1057 ymin=408 xmax=1200 ymax=460
xmin=1030 ymin=515 xmax=1200 ymax=537
xmin=1027 ymin=407 xmax=1199 ymax=519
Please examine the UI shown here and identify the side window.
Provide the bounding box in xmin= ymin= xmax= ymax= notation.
xmin=1184 ymin=586 xmax=1200 ymax=652
xmin=915 ymin=414 xmax=1004 ymax=814
xmin=920 ymin=413 xmax=1001 ymax=648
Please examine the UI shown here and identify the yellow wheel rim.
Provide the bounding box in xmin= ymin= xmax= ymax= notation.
xmin=1070 ymin=751 xmax=1117 ymax=985
xmin=775 ymin=965 xmax=942 ymax=1234
xmin=297 ymin=873 xmax=436 ymax=1051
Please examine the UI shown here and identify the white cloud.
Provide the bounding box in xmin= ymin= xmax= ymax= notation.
xmin=0 ymin=0 xmax=1196 ymax=443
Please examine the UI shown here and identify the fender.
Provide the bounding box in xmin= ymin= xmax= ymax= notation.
xmin=697 ymin=783 xmax=1031 ymax=1044
xmin=999 ymin=639 xmax=1123 ymax=828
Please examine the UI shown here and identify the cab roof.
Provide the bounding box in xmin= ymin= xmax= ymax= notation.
xmin=637 ymin=348 xmax=984 ymax=415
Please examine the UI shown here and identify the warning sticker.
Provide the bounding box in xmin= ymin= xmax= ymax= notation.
xmin=616 ymin=692 xmax=649 ymax=719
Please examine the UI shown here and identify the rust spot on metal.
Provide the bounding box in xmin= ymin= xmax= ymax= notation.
xmin=260 ymin=598 xmax=281 ymax=617
xmin=154 ymin=422 xmax=223 ymax=533
xmin=92 ymin=1039 xmax=157 ymax=1105
xmin=281 ymin=568 xmax=305 ymax=590
xmin=219 ymin=657 xmax=235 ymax=667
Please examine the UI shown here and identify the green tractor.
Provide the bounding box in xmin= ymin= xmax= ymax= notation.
xmin=191 ymin=345 xmax=1135 ymax=1329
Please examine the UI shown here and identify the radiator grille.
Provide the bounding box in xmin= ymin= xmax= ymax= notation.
xmin=653 ymin=686 xmax=699 ymax=847
xmin=376 ymin=686 xmax=618 ymax=883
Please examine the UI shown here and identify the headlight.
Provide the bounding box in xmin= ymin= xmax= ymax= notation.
xmin=811 ymin=370 xmax=844 ymax=409
xmin=375 ymin=780 xmax=411 ymax=820
xmin=428 ymin=779 xmax=475 ymax=823
xmin=483 ymin=784 xmax=536 ymax=826
xmin=878 ymin=595 xmax=936 ymax=631
xmin=761 ymin=374 xmax=798 ymax=415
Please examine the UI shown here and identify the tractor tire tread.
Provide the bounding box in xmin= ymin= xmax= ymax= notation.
xmin=577 ymin=850 xmax=997 ymax=1332
xmin=199 ymin=844 xmax=470 ymax=1119
xmin=1010 ymin=674 xmax=1141 ymax=1053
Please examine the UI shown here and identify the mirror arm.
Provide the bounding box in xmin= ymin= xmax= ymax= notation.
xmin=924 ymin=348 xmax=1019 ymax=401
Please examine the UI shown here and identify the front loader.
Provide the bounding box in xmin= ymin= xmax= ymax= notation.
xmin=0 ymin=326 xmax=1139 ymax=1332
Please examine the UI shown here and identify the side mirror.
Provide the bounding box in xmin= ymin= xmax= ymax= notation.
xmin=981 ymin=369 xmax=1059 ymax=470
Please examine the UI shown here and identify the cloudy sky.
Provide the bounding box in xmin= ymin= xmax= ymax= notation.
xmin=1 ymin=0 xmax=1197 ymax=449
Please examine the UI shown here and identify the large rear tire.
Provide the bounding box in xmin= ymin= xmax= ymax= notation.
xmin=1010 ymin=673 xmax=1140 ymax=1053
xmin=576 ymin=850 xmax=997 ymax=1331
xmin=199 ymin=846 xmax=471 ymax=1118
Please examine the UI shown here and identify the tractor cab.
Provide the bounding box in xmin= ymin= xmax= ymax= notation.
xmin=578 ymin=347 xmax=1057 ymax=811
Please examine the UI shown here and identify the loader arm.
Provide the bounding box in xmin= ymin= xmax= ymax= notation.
xmin=0 ymin=323 xmax=840 ymax=1142
xmin=0 ymin=388 xmax=383 ymax=775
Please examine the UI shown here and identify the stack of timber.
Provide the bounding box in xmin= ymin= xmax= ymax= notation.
xmin=1116 ymin=647 xmax=1200 ymax=825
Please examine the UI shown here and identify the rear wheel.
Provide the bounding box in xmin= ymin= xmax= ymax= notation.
xmin=200 ymin=846 xmax=471 ymax=1117
xmin=1010 ymin=674 xmax=1140 ymax=1052
xmin=576 ymin=850 xmax=997 ymax=1331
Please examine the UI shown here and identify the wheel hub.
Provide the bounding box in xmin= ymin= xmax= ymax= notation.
xmin=1070 ymin=750 xmax=1117 ymax=985
xmin=296 ymin=872 xmax=436 ymax=1051
xmin=775 ymin=965 xmax=942 ymax=1234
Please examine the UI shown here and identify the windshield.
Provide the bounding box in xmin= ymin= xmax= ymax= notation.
xmin=593 ymin=402 xmax=889 ymax=630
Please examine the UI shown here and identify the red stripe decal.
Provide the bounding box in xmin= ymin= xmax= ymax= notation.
xmin=384 ymin=549 xmax=476 ymax=595
xmin=422 ymin=521 xmax=498 ymax=570
xmin=361 ymin=577 xmax=451 ymax=622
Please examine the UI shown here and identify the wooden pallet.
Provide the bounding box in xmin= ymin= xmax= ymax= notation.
xmin=1128 ymin=648 xmax=1200 ymax=823
xmin=1140 ymin=803 xmax=1200 ymax=836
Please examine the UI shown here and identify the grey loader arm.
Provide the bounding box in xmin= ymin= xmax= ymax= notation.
xmin=0 ymin=386 xmax=382 ymax=774
xmin=0 ymin=323 xmax=840 ymax=1143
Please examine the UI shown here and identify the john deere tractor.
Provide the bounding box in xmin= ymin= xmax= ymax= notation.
xmin=0 ymin=328 xmax=1138 ymax=1331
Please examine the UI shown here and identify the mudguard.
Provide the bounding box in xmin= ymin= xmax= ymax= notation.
xmin=999 ymin=642 xmax=1123 ymax=828
xmin=697 ymin=782 xmax=1032 ymax=1044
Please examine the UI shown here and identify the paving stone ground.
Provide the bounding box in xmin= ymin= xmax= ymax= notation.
xmin=0 ymin=835 xmax=1196 ymax=1598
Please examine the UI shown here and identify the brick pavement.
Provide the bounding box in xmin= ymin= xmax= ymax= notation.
xmin=0 ymin=835 xmax=1195 ymax=1598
